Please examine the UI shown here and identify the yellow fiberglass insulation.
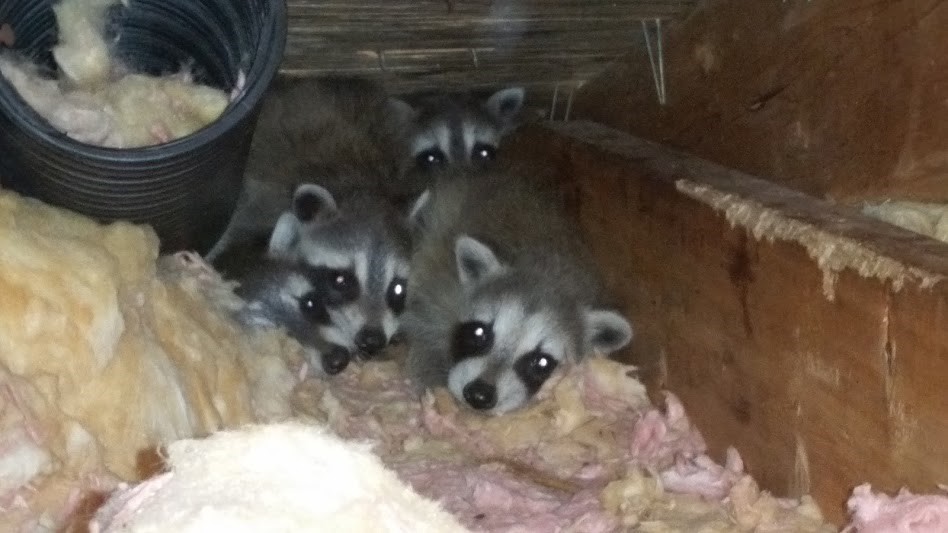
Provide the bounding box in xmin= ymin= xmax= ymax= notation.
xmin=0 ymin=0 xmax=234 ymax=149
xmin=0 ymin=188 xmax=297 ymax=531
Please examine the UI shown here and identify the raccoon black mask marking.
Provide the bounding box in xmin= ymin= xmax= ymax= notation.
xmin=212 ymin=237 xmax=353 ymax=377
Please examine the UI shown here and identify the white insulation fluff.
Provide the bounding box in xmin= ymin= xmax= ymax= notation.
xmin=88 ymin=423 xmax=471 ymax=533
xmin=0 ymin=0 xmax=235 ymax=148
xmin=862 ymin=200 xmax=948 ymax=244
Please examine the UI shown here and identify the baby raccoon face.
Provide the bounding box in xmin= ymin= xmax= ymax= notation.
xmin=225 ymin=257 xmax=352 ymax=377
xmin=389 ymin=87 xmax=525 ymax=174
xmin=411 ymin=123 xmax=499 ymax=174
xmin=297 ymin=250 xmax=409 ymax=358
xmin=448 ymin=297 xmax=573 ymax=414
xmin=269 ymin=265 xmax=353 ymax=375
xmin=268 ymin=184 xmax=410 ymax=359
xmin=444 ymin=235 xmax=634 ymax=414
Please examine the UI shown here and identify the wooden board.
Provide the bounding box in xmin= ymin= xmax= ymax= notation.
xmin=570 ymin=0 xmax=948 ymax=204
xmin=503 ymin=120 xmax=948 ymax=526
xmin=280 ymin=0 xmax=697 ymax=98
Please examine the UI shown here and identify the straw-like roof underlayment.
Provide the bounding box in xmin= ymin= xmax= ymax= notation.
xmin=281 ymin=0 xmax=698 ymax=115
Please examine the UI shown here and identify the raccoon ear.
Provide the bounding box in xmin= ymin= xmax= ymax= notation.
xmin=407 ymin=189 xmax=431 ymax=234
xmin=292 ymin=183 xmax=338 ymax=223
xmin=386 ymin=96 xmax=417 ymax=127
xmin=267 ymin=211 xmax=302 ymax=258
xmin=455 ymin=235 xmax=505 ymax=287
xmin=583 ymin=308 xmax=633 ymax=356
xmin=485 ymin=87 xmax=525 ymax=132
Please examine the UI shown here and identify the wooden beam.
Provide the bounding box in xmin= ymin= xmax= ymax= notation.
xmin=280 ymin=49 xmax=618 ymax=83
xmin=287 ymin=0 xmax=694 ymax=19
xmin=503 ymin=120 xmax=948 ymax=526
xmin=280 ymin=0 xmax=698 ymax=94
xmin=569 ymin=0 xmax=948 ymax=202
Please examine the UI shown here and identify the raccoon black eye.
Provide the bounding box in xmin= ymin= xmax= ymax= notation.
xmin=387 ymin=277 xmax=407 ymax=314
xmin=326 ymin=270 xmax=359 ymax=303
xmin=472 ymin=143 xmax=496 ymax=162
xmin=452 ymin=321 xmax=493 ymax=360
xmin=416 ymin=149 xmax=446 ymax=170
xmin=514 ymin=350 xmax=559 ymax=393
xmin=299 ymin=291 xmax=329 ymax=323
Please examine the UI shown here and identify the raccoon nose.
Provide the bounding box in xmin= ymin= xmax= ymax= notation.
xmin=355 ymin=327 xmax=386 ymax=356
xmin=321 ymin=346 xmax=350 ymax=375
xmin=462 ymin=380 xmax=497 ymax=410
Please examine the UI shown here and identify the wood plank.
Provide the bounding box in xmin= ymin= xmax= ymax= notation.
xmin=278 ymin=46 xmax=604 ymax=108
xmin=278 ymin=0 xmax=697 ymax=94
xmin=503 ymin=120 xmax=948 ymax=526
xmin=570 ymin=0 xmax=948 ymax=203
xmin=281 ymin=49 xmax=620 ymax=77
xmin=284 ymin=30 xmax=640 ymax=53
xmin=287 ymin=0 xmax=694 ymax=18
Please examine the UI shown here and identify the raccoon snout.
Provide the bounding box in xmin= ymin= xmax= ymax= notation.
xmin=388 ymin=331 xmax=406 ymax=346
xmin=462 ymin=379 xmax=497 ymax=410
xmin=355 ymin=327 xmax=386 ymax=357
xmin=321 ymin=345 xmax=351 ymax=375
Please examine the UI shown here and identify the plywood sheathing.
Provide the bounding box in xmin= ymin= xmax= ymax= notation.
xmin=503 ymin=120 xmax=948 ymax=526
xmin=570 ymin=0 xmax=948 ymax=203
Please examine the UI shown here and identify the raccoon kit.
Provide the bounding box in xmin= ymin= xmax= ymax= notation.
xmin=402 ymin=170 xmax=634 ymax=414
xmin=212 ymin=229 xmax=352 ymax=376
xmin=209 ymin=77 xmax=415 ymax=366
xmin=390 ymin=87 xmax=526 ymax=176
xmin=244 ymin=79 xmax=528 ymax=207
xmin=210 ymin=78 xmax=528 ymax=380
xmin=265 ymin=184 xmax=413 ymax=360
xmin=213 ymin=78 xmax=527 ymax=258
xmin=213 ymin=182 xmax=412 ymax=374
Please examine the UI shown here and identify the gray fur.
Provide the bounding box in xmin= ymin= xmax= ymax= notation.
xmin=402 ymin=169 xmax=633 ymax=414
xmin=207 ymin=75 xmax=418 ymax=261
xmin=240 ymin=75 xmax=418 ymax=204
xmin=208 ymin=75 xmax=417 ymax=363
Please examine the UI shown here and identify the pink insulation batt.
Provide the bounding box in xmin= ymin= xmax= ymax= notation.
xmin=291 ymin=357 xmax=835 ymax=532
xmin=843 ymin=484 xmax=948 ymax=533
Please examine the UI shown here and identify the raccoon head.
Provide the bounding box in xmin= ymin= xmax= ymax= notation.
xmin=229 ymin=255 xmax=352 ymax=377
xmin=268 ymin=183 xmax=411 ymax=359
xmin=445 ymin=235 xmax=633 ymax=414
xmin=388 ymin=87 xmax=526 ymax=174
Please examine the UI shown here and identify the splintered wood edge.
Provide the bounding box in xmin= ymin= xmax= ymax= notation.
xmin=675 ymin=180 xmax=944 ymax=300
xmin=541 ymin=120 xmax=948 ymax=297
